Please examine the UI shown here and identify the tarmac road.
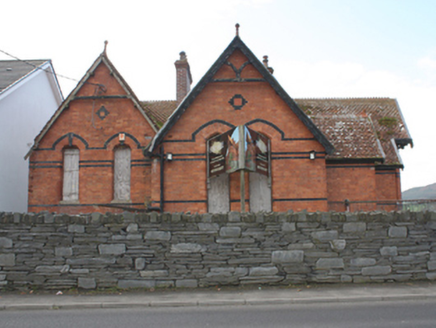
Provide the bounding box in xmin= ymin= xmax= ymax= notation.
xmin=2 ymin=299 xmax=436 ymax=328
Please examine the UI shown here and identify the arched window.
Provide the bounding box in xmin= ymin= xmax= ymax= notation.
xmin=62 ymin=148 xmax=79 ymax=202
xmin=113 ymin=146 xmax=131 ymax=202
xmin=207 ymin=134 xmax=230 ymax=213
xmin=207 ymin=125 xmax=271 ymax=213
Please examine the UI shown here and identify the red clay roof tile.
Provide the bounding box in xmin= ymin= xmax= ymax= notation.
xmin=295 ymin=98 xmax=411 ymax=165
xmin=140 ymin=97 xmax=411 ymax=165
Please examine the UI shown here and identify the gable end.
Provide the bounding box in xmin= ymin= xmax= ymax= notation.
xmin=26 ymin=52 xmax=157 ymax=159
xmin=147 ymin=36 xmax=334 ymax=154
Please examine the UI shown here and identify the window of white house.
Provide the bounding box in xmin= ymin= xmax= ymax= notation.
xmin=62 ymin=148 xmax=79 ymax=202
xmin=113 ymin=146 xmax=131 ymax=202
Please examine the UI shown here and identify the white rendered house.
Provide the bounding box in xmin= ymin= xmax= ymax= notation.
xmin=0 ymin=60 xmax=63 ymax=212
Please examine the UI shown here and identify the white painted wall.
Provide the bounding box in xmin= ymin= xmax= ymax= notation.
xmin=0 ymin=64 xmax=62 ymax=212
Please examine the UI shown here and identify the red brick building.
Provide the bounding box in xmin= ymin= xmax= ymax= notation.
xmin=27 ymin=32 xmax=412 ymax=214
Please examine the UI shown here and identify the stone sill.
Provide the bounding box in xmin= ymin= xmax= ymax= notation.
xmin=111 ymin=199 xmax=132 ymax=204
xmin=59 ymin=200 xmax=80 ymax=205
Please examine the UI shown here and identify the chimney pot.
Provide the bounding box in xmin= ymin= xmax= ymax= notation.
xmin=263 ymin=55 xmax=269 ymax=67
xmin=263 ymin=55 xmax=274 ymax=74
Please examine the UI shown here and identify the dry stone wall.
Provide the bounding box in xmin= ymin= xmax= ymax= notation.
xmin=0 ymin=211 xmax=436 ymax=290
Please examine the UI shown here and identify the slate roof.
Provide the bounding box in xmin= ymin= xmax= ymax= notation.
xmin=0 ymin=60 xmax=48 ymax=94
xmin=295 ymin=98 xmax=412 ymax=165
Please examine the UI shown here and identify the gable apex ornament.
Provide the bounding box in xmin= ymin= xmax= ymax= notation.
xmin=103 ymin=40 xmax=108 ymax=55
xmin=236 ymin=23 xmax=240 ymax=36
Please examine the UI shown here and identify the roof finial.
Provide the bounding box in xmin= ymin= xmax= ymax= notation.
xmin=236 ymin=23 xmax=240 ymax=36
xmin=104 ymin=40 xmax=108 ymax=54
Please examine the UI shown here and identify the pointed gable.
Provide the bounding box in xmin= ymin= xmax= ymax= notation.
xmin=26 ymin=50 xmax=157 ymax=158
xmin=147 ymin=36 xmax=334 ymax=154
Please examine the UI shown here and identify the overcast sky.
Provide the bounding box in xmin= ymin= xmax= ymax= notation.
xmin=2 ymin=0 xmax=435 ymax=192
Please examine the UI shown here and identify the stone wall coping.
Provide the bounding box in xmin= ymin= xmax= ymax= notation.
xmin=1 ymin=211 xmax=435 ymax=225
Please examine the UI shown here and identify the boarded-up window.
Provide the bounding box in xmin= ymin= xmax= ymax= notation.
xmin=114 ymin=147 xmax=131 ymax=201
xmin=208 ymin=173 xmax=230 ymax=213
xmin=249 ymin=172 xmax=271 ymax=212
xmin=63 ymin=148 xmax=79 ymax=201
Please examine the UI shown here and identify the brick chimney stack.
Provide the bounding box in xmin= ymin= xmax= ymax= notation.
xmin=175 ymin=51 xmax=192 ymax=104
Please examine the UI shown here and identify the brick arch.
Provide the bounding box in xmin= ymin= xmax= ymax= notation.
xmin=104 ymin=132 xmax=142 ymax=149
xmin=192 ymin=120 xmax=235 ymax=141
xmin=163 ymin=120 xmax=236 ymax=144
xmin=245 ymin=119 xmax=286 ymax=140
xmin=51 ymin=133 xmax=89 ymax=150
xmin=205 ymin=130 xmax=225 ymax=142
xmin=113 ymin=143 xmax=132 ymax=151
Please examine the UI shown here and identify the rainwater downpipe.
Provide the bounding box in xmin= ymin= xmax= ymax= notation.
xmin=145 ymin=146 xmax=165 ymax=213
xmin=159 ymin=146 xmax=164 ymax=213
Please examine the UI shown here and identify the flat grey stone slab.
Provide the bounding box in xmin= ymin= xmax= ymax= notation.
xmin=272 ymin=250 xmax=304 ymax=263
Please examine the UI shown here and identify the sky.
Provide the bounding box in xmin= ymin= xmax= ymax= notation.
xmin=1 ymin=0 xmax=435 ymax=192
